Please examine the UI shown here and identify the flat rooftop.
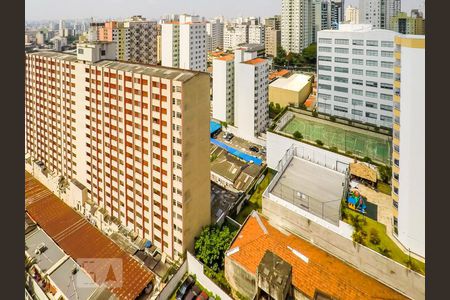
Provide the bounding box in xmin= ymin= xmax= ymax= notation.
xmin=269 ymin=73 xmax=312 ymax=92
xmin=227 ymin=212 xmax=407 ymax=300
xmin=25 ymin=172 xmax=154 ymax=299
xmin=270 ymin=157 xmax=346 ymax=225
xmin=25 ymin=228 xmax=66 ymax=272
xmin=211 ymin=181 xmax=240 ymax=223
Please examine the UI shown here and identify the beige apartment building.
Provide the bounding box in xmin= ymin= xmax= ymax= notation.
xmin=264 ymin=26 xmax=281 ymax=57
xmin=25 ymin=42 xmax=211 ymax=261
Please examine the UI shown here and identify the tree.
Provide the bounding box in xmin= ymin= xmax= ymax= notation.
xmin=220 ymin=121 xmax=228 ymax=130
xmin=378 ymin=165 xmax=392 ymax=183
xmin=302 ymin=43 xmax=317 ymax=64
xmin=293 ymin=131 xmax=303 ymax=140
xmin=274 ymin=47 xmax=288 ymax=66
xmin=316 ymin=140 xmax=324 ymax=146
xmin=195 ymin=225 xmax=236 ymax=272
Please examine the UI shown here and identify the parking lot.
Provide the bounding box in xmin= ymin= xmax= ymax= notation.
xmin=213 ymin=130 xmax=266 ymax=161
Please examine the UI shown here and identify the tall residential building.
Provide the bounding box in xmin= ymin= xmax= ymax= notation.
xmin=265 ymin=15 xmax=281 ymax=30
xmin=311 ymin=0 xmax=332 ymax=43
xmin=316 ymin=24 xmax=397 ymax=128
xmin=206 ymin=18 xmax=224 ymax=51
xmin=281 ymin=0 xmax=311 ymax=54
xmin=223 ymin=23 xmax=249 ymax=50
xmin=87 ymin=22 xmax=104 ymax=42
xmin=161 ymin=14 xmax=207 ymax=71
xmin=59 ymin=19 xmax=65 ymax=36
xmin=331 ymin=0 xmax=345 ymax=29
xmin=345 ymin=5 xmax=360 ymax=24
xmin=234 ymin=49 xmax=269 ymax=140
xmin=25 ymin=42 xmax=211 ymax=261
xmin=265 ymin=27 xmax=281 ymax=57
xmin=392 ymin=35 xmax=425 ymax=258
xmin=390 ymin=12 xmax=425 ymax=35
xmin=35 ymin=31 xmax=45 ymax=45
xmin=248 ymin=23 xmax=265 ymax=45
xmin=212 ymin=54 xmax=235 ymax=124
xmin=359 ymin=0 xmax=400 ymax=29
xmin=98 ymin=21 xmax=117 ymax=41
xmin=124 ymin=16 xmax=158 ymax=65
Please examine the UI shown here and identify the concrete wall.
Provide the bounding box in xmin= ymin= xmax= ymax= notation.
xmin=156 ymin=259 xmax=188 ymax=300
xmin=262 ymin=198 xmax=425 ymax=300
xmin=225 ymin=257 xmax=257 ymax=299
xmin=269 ymin=82 xmax=312 ymax=108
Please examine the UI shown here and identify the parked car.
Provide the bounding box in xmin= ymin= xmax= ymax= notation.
xmin=184 ymin=291 xmax=197 ymax=300
xmin=196 ymin=291 xmax=209 ymax=300
xmin=176 ymin=275 xmax=195 ymax=300
xmin=223 ymin=132 xmax=234 ymax=141
xmin=249 ymin=146 xmax=259 ymax=153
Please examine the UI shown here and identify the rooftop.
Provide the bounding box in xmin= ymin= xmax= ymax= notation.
xmin=226 ymin=212 xmax=407 ymax=300
xmin=269 ymin=69 xmax=290 ymax=81
xmin=25 ymin=172 xmax=154 ymax=300
xmin=242 ymin=57 xmax=266 ymax=65
xmin=269 ymin=73 xmax=312 ymax=92
xmin=25 ymin=228 xmax=66 ymax=272
xmin=216 ymin=54 xmax=234 ymax=61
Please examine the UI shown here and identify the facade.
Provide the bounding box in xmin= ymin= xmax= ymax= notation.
xmin=281 ymin=0 xmax=311 ymax=54
xmin=125 ymin=16 xmax=158 ymax=65
xmin=223 ymin=23 xmax=249 ymax=50
xmin=212 ymin=55 xmax=235 ymax=124
xmin=359 ymin=0 xmax=400 ymax=29
xmin=331 ymin=0 xmax=345 ymax=29
xmin=311 ymin=0 xmax=332 ymax=42
xmin=264 ymin=27 xmax=281 ymax=57
xmin=87 ymin=22 xmax=104 ymax=42
xmin=35 ymin=31 xmax=45 ymax=45
xmin=234 ymin=50 xmax=269 ymax=140
xmin=390 ymin=12 xmax=425 ymax=35
xmin=392 ymin=35 xmax=425 ymax=258
xmin=25 ymin=43 xmax=211 ymax=261
xmin=316 ymin=24 xmax=397 ymax=128
xmin=206 ymin=18 xmax=224 ymax=51
xmin=269 ymin=73 xmax=313 ymax=107
xmin=345 ymin=5 xmax=360 ymax=24
xmin=265 ymin=15 xmax=281 ymax=30
xmin=161 ymin=14 xmax=207 ymax=71
xmin=248 ymin=24 xmax=265 ymax=45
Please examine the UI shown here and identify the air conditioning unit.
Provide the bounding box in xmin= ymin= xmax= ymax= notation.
xmin=34 ymin=242 xmax=46 ymax=255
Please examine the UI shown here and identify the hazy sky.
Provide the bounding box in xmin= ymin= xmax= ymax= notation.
xmin=25 ymin=0 xmax=425 ymax=21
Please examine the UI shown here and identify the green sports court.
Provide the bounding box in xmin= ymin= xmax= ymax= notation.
xmin=280 ymin=114 xmax=392 ymax=165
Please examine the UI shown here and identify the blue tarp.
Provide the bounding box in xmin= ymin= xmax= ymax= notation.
xmin=145 ymin=240 xmax=152 ymax=248
xmin=210 ymin=121 xmax=222 ymax=135
xmin=210 ymin=138 xmax=263 ymax=166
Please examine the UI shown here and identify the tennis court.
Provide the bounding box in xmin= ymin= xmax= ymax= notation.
xmin=281 ymin=115 xmax=391 ymax=165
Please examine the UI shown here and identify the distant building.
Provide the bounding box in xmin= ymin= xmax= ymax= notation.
xmin=281 ymin=0 xmax=311 ymax=54
xmin=264 ymin=27 xmax=281 ymax=57
xmin=212 ymin=54 xmax=235 ymax=124
xmin=345 ymin=5 xmax=360 ymax=24
xmin=124 ymin=16 xmax=158 ymax=65
xmin=359 ymin=0 xmax=400 ymax=29
xmin=35 ymin=31 xmax=45 ymax=45
xmin=206 ymin=18 xmax=224 ymax=51
xmin=331 ymin=0 xmax=345 ymax=29
xmin=248 ymin=23 xmax=265 ymax=45
xmin=223 ymin=23 xmax=249 ymax=50
xmin=312 ymin=0 xmax=332 ymax=42
xmin=265 ymin=15 xmax=281 ymax=30
xmin=390 ymin=12 xmax=425 ymax=35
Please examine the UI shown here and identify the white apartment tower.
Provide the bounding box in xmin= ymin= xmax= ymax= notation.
xmin=359 ymin=0 xmax=400 ymax=29
xmin=316 ymin=24 xmax=397 ymax=128
xmin=345 ymin=5 xmax=360 ymax=24
xmin=234 ymin=49 xmax=270 ymax=140
xmin=392 ymin=35 xmax=425 ymax=258
xmin=248 ymin=24 xmax=266 ymax=45
xmin=223 ymin=24 xmax=249 ymax=50
xmin=212 ymin=55 xmax=235 ymax=124
xmin=281 ymin=0 xmax=312 ymax=54
xmin=161 ymin=14 xmax=207 ymax=71
xmin=331 ymin=0 xmax=345 ymax=29
xmin=311 ymin=0 xmax=332 ymax=43
xmin=206 ymin=18 xmax=224 ymax=51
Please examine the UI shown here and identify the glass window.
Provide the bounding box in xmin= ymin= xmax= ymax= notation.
xmin=380 ymin=93 xmax=393 ymax=100
xmin=352 ymin=48 xmax=364 ymax=55
xmin=352 ymin=99 xmax=363 ymax=106
xmin=381 ymin=83 xmax=393 ymax=90
xmin=334 ymin=86 xmax=348 ymax=93
xmin=334 ymin=96 xmax=348 ymax=103
xmin=366 ymin=91 xmax=378 ymax=98
xmin=318 ymin=74 xmax=331 ymax=81
xmin=380 ymin=115 xmax=393 ymax=122
xmin=366 ymin=112 xmax=377 ymax=119
xmin=319 ymin=38 xmax=332 ymax=44
xmin=352 ymin=58 xmax=363 ymax=65
xmin=366 ymin=40 xmax=379 ymax=47
xmin=335 ymin=47 xmax=349 ymax=54
xmin=366 ymin=49 xmax=378 ymax=56
xmin=352 ymin=68 xmax=363 ymax=75
xmin=366 ymin=70 xmax=378 ymax=77
xmin=334 ymin=105 xmax=348 ymax=113
xmin=381 ymin=61 xmax=394 ymax=68
xmin=352 ymin=89 xmax=363 ymax=96
xmin=335 ymin=67 xmax=349 ymax=73
xmin=319 ymin=46 xmax=332 ymax=52
xmin=318 ymin=93 xmax=331 ymax=100
xmin=366 ymin=81 xmax=378 ymax=87
xmin=352 ymin=79 xmax=363 ymax=85
xmin=352 ymin=39 xmax=364 ymax=45
xmin=381 ymin=41 xmax=394 ymax=47
xmin=318 ymin=84 xmax=331 ymax=90
xmin=335 ymin=38 xmax=349 ymax=45
xmin=381 ymin=72 xmax=393 ymax=79
xmin=318 ymin=103 xmax=331 ymax=110
xmin=334 ymin=76 xmax=348 ymax=83
xmin=318 ymin=65 xmax=332 ymax=71
xmin=380 ymin=104 xmax=393 ymax=111
xmin=318 ymin=56 xmax=332 ymax=61
xmin=381 ymin=50 xmax=393 ymax=57
xmin=335 ymin=57 xmax=349 ymax=63
xmin=366 ymin=60 xmax=378 ymax=67
xmin=352 ymin=109 xmax=363 ymax=116
xmin=366 ymin=101 xmax=377 ymax=108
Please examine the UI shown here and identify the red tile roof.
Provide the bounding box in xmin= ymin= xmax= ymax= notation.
xmin=25 ymin=172 xmax=154 ymax=300
xmin=242 ymin=57 xmax=266 ymax=65
xmin=269 ymin=69 xmax=290 ymax=81
xmin=227 ymin=212 xmax=407 ymax=300
xmin=216 ymin=54 xmax=234 ymax=61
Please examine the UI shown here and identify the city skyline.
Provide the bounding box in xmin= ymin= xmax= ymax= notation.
xmin=25 ymin=0 xmax=424 ymax=21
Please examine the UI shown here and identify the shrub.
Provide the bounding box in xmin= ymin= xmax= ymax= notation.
xmin=312 ymin=111 xmax=319 ymax=117
xmin=352 ymin=231 xmax=366 ymax=245
xmin=293 ymin=131 xmax=303 ymax=140
xmin=405 ymin=257 xmax=421 ymax=272
xmin=330 ymin=146 xmax=338 ymax=153
xmin=330 ymin=116 xmax=336 ymax=122
xmin=378 ymin=246 xmax=392 ymax=258
xmin=362 ymin=156 xmax=373 ymax=164
xmin=369 ymin=228 xmax=381 ymax=245
xmin=316 ymin=140 xmax=324 ymax=146
xmin=378 ymin=165 xmax=392 ymax=183
xmin=299 ymin=103 xmax=307 ymax=110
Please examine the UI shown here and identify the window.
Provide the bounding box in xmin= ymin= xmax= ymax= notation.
xmin=334 ymin=105 xmax=348 ymax=113
xmin=335 ymin=47 xmax=349 ymax=54
xmin=318 ymin=56 xmax=332 ymax=61
xmin=318 ymin=84 xmax=331 ymax=90
xmin=380 ymin=115 xmax=393 ymax=122
xmin=380 ymin=104 xmax=393 ymax=111
xmin=366 ymin=101 xmax=377 ymax=109
xmin=366 ymin=91 xmax=378 ymax=98
xmin=381 ymin=61 xmax=394 ymax=68
xmin=352 ymin=68 xmax=363 ymax=75
xmin=319 ymin=38 xmax=332 ymax=44
xmin=381 ymin=83 xmax=393 ymax=90
xmin=318 ymin=75 xmax=331 ymax=81
xmin=78 ymin=48 xmax=84 ymax=54
xmin=318 ymin=93 xmax=331 ymax=100
xmin=366 ymin=81 xmax=378 ymax=87
xmin=334 ymin=76 xmax=348 ymax=83
xmin=366 ymin=70 xmax=378 ymax=77
xmin=366 ymin=40 xmax=378 ymax=47
xmin=318 ymin=65 xmax=332 ymax=71
xmin=352 ymin=49 xmax=364 ymax=55
xmin=366 ymin=112 xmax=377 ymax=119
xmin=335 ymin=38 xmax=349 ymax=45
xmin=352 ymin=39 xmax=364 ymax=46
xmin=334 ymin=96 xmax=348 ymax=103
xmin=381 ymin=72 xmax=393 ymax=79
xmin=366 ymin=50 xmax=378 ymax=56
xmin=381 ymin=41 xmax=394 ymax=47
xmin=366 ymin=60 xmax=378 ymax=67
xmin=352 ymin=109 xmax=363 ymax=116
xmin=352 ymin=79 xmax=363 ymax=85
xmin=318 ymin=102 xmax=331 ymax=110
xmin=319 ymin=46 xmax=332 ymax=52
xmin=381 ymin=50 xmax=393 ymax=57
xmin=335 ymin=67 xmax=348 ymax=73
xmin=334 ymin=86 xmax=348 ymax=93
xmin=352 ymin=89 xmax=363 ymax=96
xmin=380 ymin=93 xmax=393 ymax=100
xmin=352 ymin=58 xmax=363 ymax=65
xmin=335 ymin=57 xmax=349 ymax=63
xmin=352 ymin=99 xmax=363 ymax=106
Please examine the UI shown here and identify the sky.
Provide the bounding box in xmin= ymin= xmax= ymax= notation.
xmin=25 ymin=0 xmax=425 ymax=22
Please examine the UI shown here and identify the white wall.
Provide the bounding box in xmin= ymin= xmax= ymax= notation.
xmin=234 ymin=63 xmax=256 ymax=141
xmin=212 ymin=59 xmax=233 ymax=123
xmin=161 ymin=24 xmax=177 ymax=68
xmin=397 ymin=44 xmax=425 ymax=257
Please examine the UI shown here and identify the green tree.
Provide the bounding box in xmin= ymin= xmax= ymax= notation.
xmin=302 ymin=43 xmax=317 ymax=64
xmin=293 ymin=131 xmax=303 ymax=140
xmin=195 ymin=225 xmax=236 ymax=272
xmin=378 ymin=165 xmax=392 ymax=183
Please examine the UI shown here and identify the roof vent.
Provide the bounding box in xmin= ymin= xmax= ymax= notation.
xmin=34 ymin=242 xmax=47 ymax=255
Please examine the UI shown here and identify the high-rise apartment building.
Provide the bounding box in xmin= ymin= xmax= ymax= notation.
xmin=359 ymin=0 xmax=400 ymax=29
xmin=345 ymin=5 xmax=360 ymax=24
xmin=206 ymin=18 xmax=224 ymax=51
xmin=212 ymin=55 xmax=235 ymax=124
xmin=265 ymin=27 xmax=281 ymax=57
xmin=331 ymin=0 xmax=345 ymax=29
xmin=265 ymin=15 xmax=281 ymax=30
xmin=316 ymin=24 xmax=397 ymax=128
xmin=59 ymin=19 xmax=65 ymax=37
xmin=124 ymin=16 xmax=158 ymax=65
xmin=161 ymin=14 xmax=207 ymax=71
xmin=234 ymin=49 xmax=269 ymax=140
xmin=87 ymin=22 xmax=104 ymax=42
xmin=392 ymin=35 xmax=425 ymax=258
xmin=281 ymin=0 xmax=312 ymax=54
xmin=311 ymin=0 xmax=332 ymax=43
xmin=223 ymin=24 xmax=249 ymax=50
xmin=390 ymin=12 xmax=425 ymax=35
xmin=25 ymin=42 xmax=211 ymax=261
xmin=35 ymin=31 xmax=45 ymax=45
xmin=248 ymin=23 xmax=265 ymax=45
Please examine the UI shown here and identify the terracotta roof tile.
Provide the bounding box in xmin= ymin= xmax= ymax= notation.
xmin=242 ymin=57 xmax=266 ymax=65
